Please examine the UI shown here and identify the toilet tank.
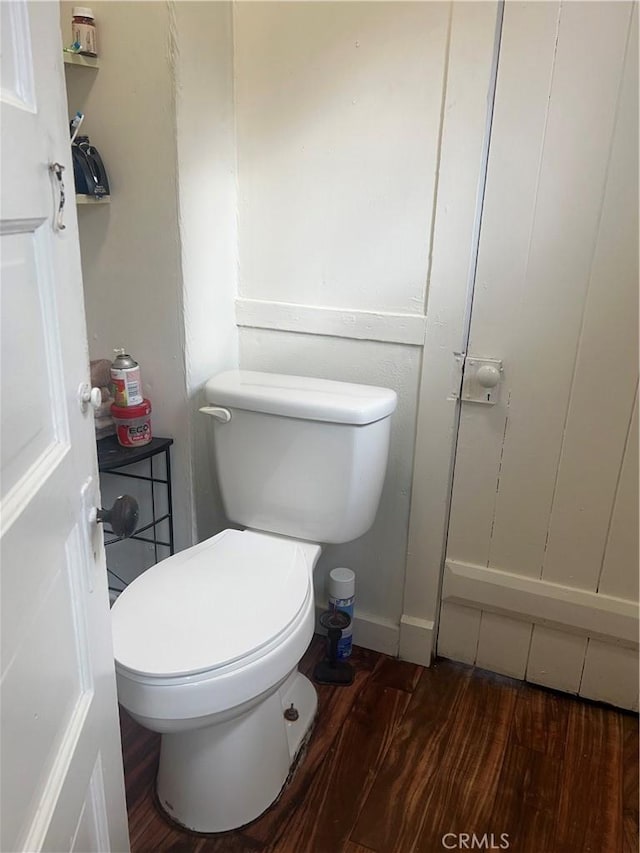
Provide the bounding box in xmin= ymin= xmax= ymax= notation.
xmin=203 ymin=370 xmax=397 ymax=544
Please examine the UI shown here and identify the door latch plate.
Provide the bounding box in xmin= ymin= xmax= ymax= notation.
xmin=461 ymin=357 xmax=503 ymax=405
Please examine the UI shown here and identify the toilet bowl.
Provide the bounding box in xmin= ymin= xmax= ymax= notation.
xmin=112 ymin=529 xmax=321 ymax=831
xmin=111 ymin=370 xmax=397 ymax=833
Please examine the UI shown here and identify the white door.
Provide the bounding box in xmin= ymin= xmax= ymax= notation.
xmin=437 ymin=1 xmax=639 ymax=710
xmin=1 ymin=2 xmax=130 ymax=850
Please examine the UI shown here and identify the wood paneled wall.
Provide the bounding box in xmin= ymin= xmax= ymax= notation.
xmin=438 ymin=2 xmax=638 ymax=710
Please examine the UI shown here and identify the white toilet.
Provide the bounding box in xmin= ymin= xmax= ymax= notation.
xmin=111 ymin=370 xmax=397 ymax=833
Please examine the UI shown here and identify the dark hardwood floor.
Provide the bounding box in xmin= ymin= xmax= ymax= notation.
xmin=120 ymin=636 xmax=639 ymax=853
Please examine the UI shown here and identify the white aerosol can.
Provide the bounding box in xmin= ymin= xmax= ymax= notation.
xmin=328 ymin=567 xmax=355 ymax=659
xmin=110 ymin=348 xmax=143 ymax=407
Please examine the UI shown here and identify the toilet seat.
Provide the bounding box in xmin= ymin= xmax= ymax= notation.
xmin=111 ymin=528 xmax=313 ymax=680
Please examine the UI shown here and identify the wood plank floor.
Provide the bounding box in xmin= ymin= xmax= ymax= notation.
xmin=120 ymin=636 xmax=638 ymax=853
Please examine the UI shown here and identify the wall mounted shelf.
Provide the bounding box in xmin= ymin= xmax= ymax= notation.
xmin=63 ymin=53 xmax=99 ymax=69
xmin=76 ymin=194 xmax=110 ymax=204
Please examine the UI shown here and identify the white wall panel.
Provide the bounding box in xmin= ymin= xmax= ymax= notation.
xmin=445 ymin=0 xmax=561 ymax=569
xmin=233 ymin=2 xmax=454 ymax=633
xmin=525 ymin=628 xmax=586 ymax=695
xmin=598 ymin=390 xmax=639 ymax=603
xmin=233 ymin=1 xmax=450 ymax=315
xmin=401 ymin=0 xmax=499 ymax=663
xmin=61 ymin=1 xmax=193 ymax=555
xmin=437 ymin=602 xmax=480 ymax=666
xmin=235 ymin=298 xmax=426 ymax=345
xmin=239 ymin=327 xmax=420 ymax=626
xmin=541 ymin=7 xmax=638 ymax=591
xmin=475 ymin=613 xmax=532 ymax=680
xmin=442 ymin=559 xmax=638 ymax=645
xmin=437 ymin=2 xmax=638 ymax=708
xmin=486 ymin=2 xmax=632 ymax=581
xmin=173 ymin=0 xmax=239 ymax=544
xmin=580 ymin=640 xmax=640 ymax=712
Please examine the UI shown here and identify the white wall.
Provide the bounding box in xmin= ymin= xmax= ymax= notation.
xmin=234 ymin=1 xmax=449 ymax=314
xmin=61 ymin=2 xmax=238 ymax=585
xmin=402 ymin=1 xmax=499 ymax=663
xmin=173 ymin=1 xmax=239 ymax=542
xmin=62 ymin=1 xmax=191 ymax=566
xmin=240 ymin=329 xmax=420 ymax=644
xmin=58 ymin=3 xmax=636 ymax=693
xmin=62 ymin=1 xmax=492 ymax=645
xmin=233 ymin=1 xmax=452 ymax=645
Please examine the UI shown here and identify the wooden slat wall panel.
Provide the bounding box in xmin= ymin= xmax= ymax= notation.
xmin=579 ymin=640 xmax=639 ymax=712
xmin=445 ymin=0 xmax=561 ymax=569
xmin=524 ymin=627 xmax=586 ymax=694
xmin=525 ymin=2 xmax=637 ymax=696
xmin=541 ymin=4 xmax=638 ymax=592
xmin=437 ymin=602 xmax=481 ymax=665
xmin=401 ymin=0 xmax=498 ymax=655
xmin=442 ymin=559 xmax=638 ymax=647
xmin=437 ymin=3 xmax=559 ymax=658
xmin=438 ymin=1 xmax=638 ymax=707
xmin=599 ymin=388 xmax=639 ymax=602
xmin=485 ymin=1 xmax=632 ymax=580
xmin=475 ymin=611 xmax=532 ymax=679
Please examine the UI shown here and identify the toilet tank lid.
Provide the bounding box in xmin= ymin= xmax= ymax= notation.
xmin=205 ymin=370 xmax=397 ymax=425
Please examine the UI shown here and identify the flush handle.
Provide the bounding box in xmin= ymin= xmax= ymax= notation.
xmin=199 ymin=406 xmax=232 ymax=423
xmin=92 ymin=495 xmax=139 ymax=539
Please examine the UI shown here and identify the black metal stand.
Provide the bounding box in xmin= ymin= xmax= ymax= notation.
xmin=314 ymin=610 xmax=354 ymax=685
xmin=97 ymin=436 xmax=175 ymax=568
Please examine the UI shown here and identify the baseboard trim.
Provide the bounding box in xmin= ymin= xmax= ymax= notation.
xmin=398 ymin=615 xmax=435 ymax=666
xmin=314 ymin=604 xmax=399 ymax=657
xmin=442 ymin=560 xmax=639 ymax=649
xmin=236 ymin=298 xmax=426 ymax=346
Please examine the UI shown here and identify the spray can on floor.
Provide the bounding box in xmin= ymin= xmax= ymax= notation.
xmin=328 ymin=567 xmax=355 ymax=659
xmin=111 ymin=348 xmax=143 ymax=407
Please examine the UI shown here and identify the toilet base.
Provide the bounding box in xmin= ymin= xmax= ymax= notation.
xmin=156 ymin=669 xmax=317 ymax=833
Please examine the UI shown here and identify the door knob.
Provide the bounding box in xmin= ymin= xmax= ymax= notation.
xmin=476 ymin=364 xmax=501 ymax=388
xmin=460 ymin=357 xmax=503 ymax=405
xmin=78 ymin=383 xmax=103 ymax=412
xmin=94 ymin=495 xmax=139 ymax=539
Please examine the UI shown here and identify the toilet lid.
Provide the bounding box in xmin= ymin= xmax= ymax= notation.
xmin=111 ymin=529 xmax=312 ymax=678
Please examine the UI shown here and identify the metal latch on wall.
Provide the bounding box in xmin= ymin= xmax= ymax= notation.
xmin=451 ymin=354 xmax=503 ymax=405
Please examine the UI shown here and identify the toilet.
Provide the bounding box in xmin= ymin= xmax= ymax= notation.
xmin=111 ymin=369 xmax=397 ymax=833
